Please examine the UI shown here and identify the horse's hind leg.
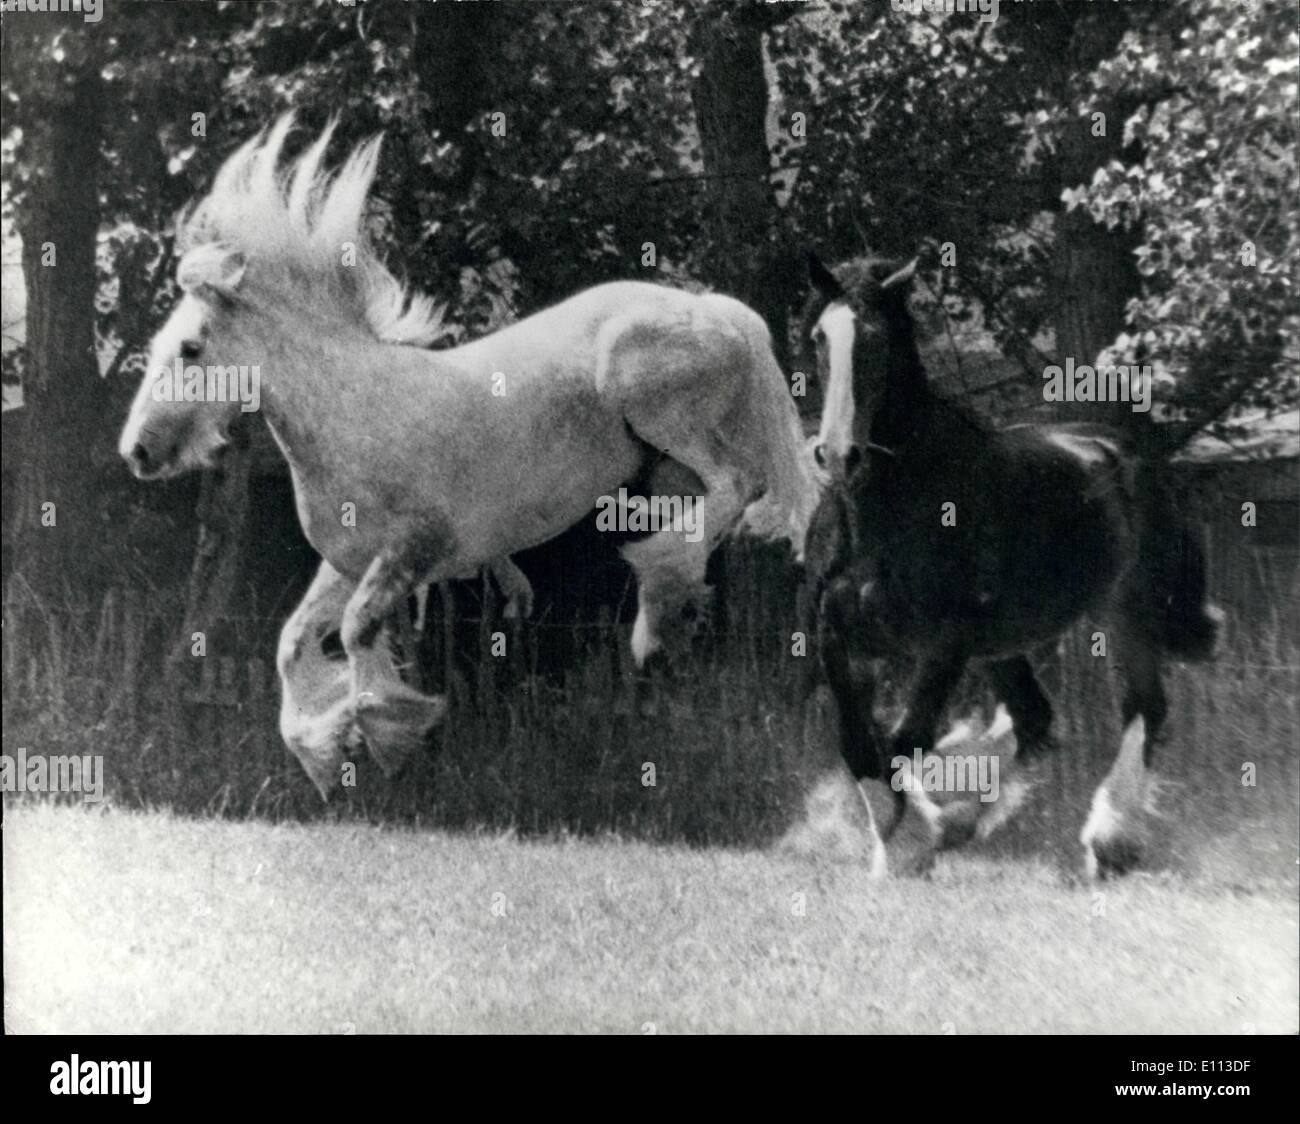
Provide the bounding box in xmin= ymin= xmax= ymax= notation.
xmin=622 ymin=504 xmax=729 ymax=667
xmin=340 ymin=542 xmax=450 ymax=778
xmin=614 ymin=314 xmax=773 ymax=665
xmin=1117 ymin=629 xmax=1168 ymax=762
xmin=1081 ymin=630 xmax=1166 ymax=878
xmin=620 ymin=447 xmax=754 ymax=666
xmin=1081 ymin=714 xmax=1152 ymax=879
xmin=986 ymin=655 xmax=1055 ymax=756
xmin=489 ymin=556 xmax=534 ymax=620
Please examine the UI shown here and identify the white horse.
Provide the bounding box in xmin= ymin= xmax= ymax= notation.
xmin=120 ymin=115 xmax=819 ymax=798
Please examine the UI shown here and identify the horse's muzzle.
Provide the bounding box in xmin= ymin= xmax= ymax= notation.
xmin=125 ymin=441 xmax=166 ymax=480
xmin=814 ymin=443 xmax=864 ymax=478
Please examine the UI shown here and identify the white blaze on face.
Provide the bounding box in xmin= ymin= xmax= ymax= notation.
xmin=119 ymin=296 xmax=209 ymax=463
xmin=816 ymin=302 xmax=857 ymax=461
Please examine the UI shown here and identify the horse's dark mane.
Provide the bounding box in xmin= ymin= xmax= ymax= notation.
xmin=869 ymin=261 xmax=988 ymax=455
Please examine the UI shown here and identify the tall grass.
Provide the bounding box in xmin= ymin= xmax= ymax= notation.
xmin=3 ymin=543 xmax=1297 ymax=885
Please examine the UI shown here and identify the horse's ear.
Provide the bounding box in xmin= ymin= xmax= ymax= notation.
xmin=879 ymin=256 xmax=919 ymax=292
xmin=178 ymin=245 xmax=247 ymax=300
xmin=807 ymin=251 xmax=844 ymax=299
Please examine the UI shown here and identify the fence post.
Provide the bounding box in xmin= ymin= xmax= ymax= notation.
xmin=478 ymin=568 xmax=497 ymax=711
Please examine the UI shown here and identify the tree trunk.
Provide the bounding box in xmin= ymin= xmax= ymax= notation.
xmin=1044 ymin=9 xmax=1144 ymax=436
xmin=690 ymin=3 xmax=796 ymax=365
xmin=6 ymin=32 xmax=109 ymax=605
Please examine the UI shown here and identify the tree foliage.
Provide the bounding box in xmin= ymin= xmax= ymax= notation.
xmin=1073 ymin=0 xmax=1298 ymax=433
xmin=1 ymin=0 xmax=1293 ymax=604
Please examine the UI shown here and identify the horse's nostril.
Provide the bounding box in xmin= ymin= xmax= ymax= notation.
xmin=814 ymin=443 xmax=828 ymax=469
xmin=129 ymin=443 xmax=150 ymax=470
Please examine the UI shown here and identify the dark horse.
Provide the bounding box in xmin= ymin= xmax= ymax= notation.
xmin=801 ymin=252 xmax=1222 ymax=877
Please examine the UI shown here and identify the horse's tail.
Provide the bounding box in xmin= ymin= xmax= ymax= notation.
xmin=1132 ymin=457 xmax=1224 ymax=662
xmin=733 ymin=310 xmax=823 ymax=560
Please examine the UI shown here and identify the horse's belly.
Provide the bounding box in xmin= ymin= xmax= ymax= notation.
xmin=465 ymin=433 xmax=646 ymax=558
xmin=875 ymin=511 xmax=1125 ymax=655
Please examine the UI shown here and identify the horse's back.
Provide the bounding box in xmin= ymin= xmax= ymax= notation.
xmin=850 ymin=416 xmax=1140 ymax=653
xmin=447 ymin=280 xmax=756 ymax=392
xmin=509 ymin=279 xmax=752 ymax=343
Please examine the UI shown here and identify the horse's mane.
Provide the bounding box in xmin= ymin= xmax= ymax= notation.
xmin=177 ymin=113 xmax=447 ymax=346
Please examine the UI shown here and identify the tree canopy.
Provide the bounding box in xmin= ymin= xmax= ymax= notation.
xmin=1 ymin=0 xmax=1294 ymax=604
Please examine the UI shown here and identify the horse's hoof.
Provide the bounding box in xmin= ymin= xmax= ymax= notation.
xmin=354 ymin=689 xmax=447 ymax=777
xmin=283 ymin=700 xmax=362 ymax=801
xmin=903 ymin=849 xmax=937 ymax=878
xmin=867 ymin=844 xmax=889 ymax=880
xmin=299 ymin=754 xmax=344 ymax=803
xmin=1085 ymin=835 xmax=1144 ymax=880
xmin=935 ymin=802 xmax=980 ymax=851
xmin=502 ymin=591 xmax=533 ymax=620
xmin=640 ymin=649 xmax=674 ymax=678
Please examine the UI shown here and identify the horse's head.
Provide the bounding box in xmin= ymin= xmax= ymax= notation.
xmin=804 ymin=251 xmax=918 ymax=475
xmin=119 ymin=243 xmax=253 ymax=479
xmin=120 ymin=114 xmax=446 ymax=483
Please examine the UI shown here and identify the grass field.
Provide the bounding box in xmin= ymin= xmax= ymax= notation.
xmin=4 ymin=547 xmax=1297 ymax=1033
xmin=4 ymin=803 xmax=1296 ymax=1034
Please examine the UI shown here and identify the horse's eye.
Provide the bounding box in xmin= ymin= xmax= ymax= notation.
xmin=179 ymin=340 xmax=203 ymax=361
xmin=811 ymin=326 xmax=826 ymax=347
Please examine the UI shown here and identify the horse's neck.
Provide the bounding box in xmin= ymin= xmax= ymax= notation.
xmin=252 ymin=329 xmax=441 ymax=482
xmin=871 ymin=311 xmax=983 ymax=463
xmin=870 ymin=310 xmax=932 ymax=449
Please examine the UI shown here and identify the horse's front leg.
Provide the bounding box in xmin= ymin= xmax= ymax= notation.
xmin=886 ymin=641 xmax=969 ymax=858
xmin=277 ymin=561 xmax=362 ymax=800
xmin=986 ymin=655 xmax=1056 ymax=757
xmin=819 ymin=574 xmax=889 ymax=877
xmin=340 ymin=542 xmax=451 ymax=778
